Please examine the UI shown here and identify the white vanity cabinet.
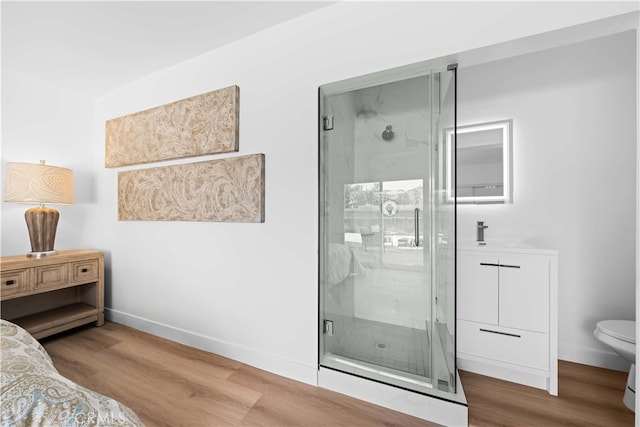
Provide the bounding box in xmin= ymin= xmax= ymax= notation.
xmin=457 ymin=246 xmax=558 ymax=395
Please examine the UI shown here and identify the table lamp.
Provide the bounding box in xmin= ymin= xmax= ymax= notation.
xmin=4 ymin=160 xmax=74 ymax=258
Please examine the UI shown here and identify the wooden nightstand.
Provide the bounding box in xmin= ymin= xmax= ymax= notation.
xmin=0 ymin=249 xmax=104 ymax=339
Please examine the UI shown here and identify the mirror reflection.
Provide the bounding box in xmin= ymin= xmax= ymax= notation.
xmin=344 ymin=179 xmax=424 ymax=268
xmin=447 ymin=120 xmax=512 ymax=204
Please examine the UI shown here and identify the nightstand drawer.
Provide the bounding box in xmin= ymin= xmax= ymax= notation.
xmin=71 ymin=260 xmax=99 ymax=282
xmin=1 ymin=269 xmax=29 ymax=297
xmin=34 ymin=264 xmax=68 ymax=290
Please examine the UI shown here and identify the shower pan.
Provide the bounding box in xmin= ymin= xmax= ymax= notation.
xmin=318 ymin=63 xmax=466 ymax=423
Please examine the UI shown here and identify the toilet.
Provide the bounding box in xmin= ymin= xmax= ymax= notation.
xmin=594 ymin=320 xmax=636 ymax=411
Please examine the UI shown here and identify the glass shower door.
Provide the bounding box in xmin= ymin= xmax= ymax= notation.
xmin=319 ymin=66 xmax=459 ymax=400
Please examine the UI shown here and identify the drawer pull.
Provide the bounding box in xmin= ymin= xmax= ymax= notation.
xmin=5 ymin=280 xmax=15 ymax=286
xmin=480 ymin=328 xmax=521 ymax=338
xmin=81 ymin=268 xmax=89 ymax=273
xmin=479 ymin=262 xmax=520 ymax=269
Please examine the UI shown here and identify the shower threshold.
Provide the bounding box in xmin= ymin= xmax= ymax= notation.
xmin=318 ymin=358 xmax=468 ymax=426
xmin=322 ymin=353 xmax=434 ymax=394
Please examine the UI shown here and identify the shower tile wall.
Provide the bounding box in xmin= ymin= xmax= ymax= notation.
xmin=353 ymin=76 xmax=430 ymax=183
xmin=353 ymin=267 xmax=429 ymax=329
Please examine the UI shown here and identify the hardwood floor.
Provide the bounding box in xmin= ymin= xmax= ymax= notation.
xmin=42 ymin=322 xmax=634 ymax=426
xmin=42 ymin=322 xmax=434 ymax=427
xmin=460 ymin=363 xmax=634 ymax=426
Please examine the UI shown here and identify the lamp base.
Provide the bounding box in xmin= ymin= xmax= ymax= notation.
xmin=24 ymin=207 xmax=60 ymax=256
xmin=27 ymin=250 xmax=59 ymax=259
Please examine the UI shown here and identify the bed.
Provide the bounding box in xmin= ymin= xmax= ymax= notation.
xmin=325 ymin=243 xmax=368 ymax=287
xmin=0 ymin=319 xmax=143 ymax=426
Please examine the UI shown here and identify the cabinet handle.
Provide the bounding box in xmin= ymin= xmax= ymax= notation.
xmin=479 ymin=328 xmax=521 ymax=338
xmin=5 ymin=280 xmax=15 ymax=286
xmin=81 ymin=268 xmax=88 ymax=273
xmin=479 ymin=262 xmax=520 ymax=269
xmin=480 ymin=262 xmax=500 ymax=267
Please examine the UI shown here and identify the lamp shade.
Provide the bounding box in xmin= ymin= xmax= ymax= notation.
xmin=4 ymin=161 xmax=74 ymax=205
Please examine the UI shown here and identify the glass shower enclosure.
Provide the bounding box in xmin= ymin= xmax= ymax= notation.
xmin=319 ymin=64 xmax=462 ymax=404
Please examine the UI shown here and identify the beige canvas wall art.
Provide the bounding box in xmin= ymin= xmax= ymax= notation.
xmin=105 ymin=85 xmax=239 ymax=168
xmin=118 ymin=154 xmax=265 ymax=222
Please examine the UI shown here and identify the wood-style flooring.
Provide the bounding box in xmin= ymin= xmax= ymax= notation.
xmin=459 ymin=364 xmax=634 ymax=426
xmin=41 ymin=322 xmax=634 ymax=426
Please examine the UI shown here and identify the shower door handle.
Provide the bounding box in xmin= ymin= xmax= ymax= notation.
xmin=414 ymin=208 xmax=420 ymax=247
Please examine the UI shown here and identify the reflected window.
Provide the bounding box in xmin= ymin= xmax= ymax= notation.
xmin=344 ymin=179 xmax=424 ymax=268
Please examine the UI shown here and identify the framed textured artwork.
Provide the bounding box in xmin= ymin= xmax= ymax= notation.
xmin=105 ymin=85 xmax=239 ymax=168
xmin=118 ymin=154 xmax=265 ymax=222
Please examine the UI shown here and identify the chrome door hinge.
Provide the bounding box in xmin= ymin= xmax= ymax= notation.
xmin=323 ymin=115 xmax=334 ymax=131
xmin=323 ymin=319 xmax=334 ymax=336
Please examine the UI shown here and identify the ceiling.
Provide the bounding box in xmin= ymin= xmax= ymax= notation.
xmin=1 ymin=1 xmax=333 ymax=96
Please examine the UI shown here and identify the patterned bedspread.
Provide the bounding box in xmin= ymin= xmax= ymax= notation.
xmin=0 ymin=319 xmax=143 ymax=426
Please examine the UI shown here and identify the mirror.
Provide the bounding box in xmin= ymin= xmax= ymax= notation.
xmin=446 ymin=120 xmax=512 ymax=204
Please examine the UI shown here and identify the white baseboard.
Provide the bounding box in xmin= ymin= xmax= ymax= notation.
xmin=559 ymin=342 xmax=631 ymax=372
xmin=104 ymin=308 xmax=318 ymax=386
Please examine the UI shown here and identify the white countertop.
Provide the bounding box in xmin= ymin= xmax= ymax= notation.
xmin=457 ymin=240 xmax=558 ymax=255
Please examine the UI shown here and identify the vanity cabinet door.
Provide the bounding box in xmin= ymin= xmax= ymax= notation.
xmin=457 ymin=253 xmax=499 ymax=324
xmin=498 ymin=256 xmax=549 ymax=333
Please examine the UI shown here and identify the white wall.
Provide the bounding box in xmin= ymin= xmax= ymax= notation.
xmin=2 ymin=2 xmax=638 ymax=384
xmin=1 ymin=68 xmax=96 ymax=254
xmin=457 ymin=31 xmax=637 ymax=369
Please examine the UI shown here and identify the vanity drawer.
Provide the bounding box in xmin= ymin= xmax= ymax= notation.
xmin=1 ymin=269 xmax=30 ymax=297
xmin=71 ymin=260 xmax=99 ymax=282
xmin=458 ymin=320 xmax=548 ymax=370
xmin=33 ymin=264 xmax=68 ymax=290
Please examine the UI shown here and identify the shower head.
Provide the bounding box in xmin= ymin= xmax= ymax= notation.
xmin=382 ymin=125 xmax=394 ymax=141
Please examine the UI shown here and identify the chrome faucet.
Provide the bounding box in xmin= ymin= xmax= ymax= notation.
xmin=477 ymin=221 xmax=488 ymax=245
